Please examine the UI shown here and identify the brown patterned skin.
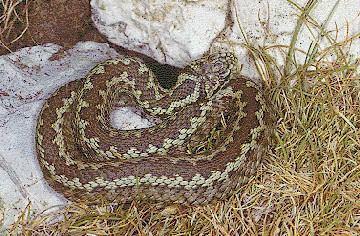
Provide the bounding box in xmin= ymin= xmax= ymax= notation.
xmin=35 ymin=52 xmax=269 ymax=205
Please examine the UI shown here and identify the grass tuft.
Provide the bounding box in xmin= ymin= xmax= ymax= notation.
xmin=0 ymin=0 xmax=29 ymax=52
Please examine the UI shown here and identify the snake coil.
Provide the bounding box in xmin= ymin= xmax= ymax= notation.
xmin=35 ymin=52 xmax=269 ymax=204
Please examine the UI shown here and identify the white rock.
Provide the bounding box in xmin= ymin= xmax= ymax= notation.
xmin=91 ymin=0 xmax=229 ymax=67
xmin=110 ymin=107 xmax=153 ymax=130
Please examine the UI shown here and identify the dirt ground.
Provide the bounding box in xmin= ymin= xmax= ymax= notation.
xmin=0 ymin=0 xmax=180 ymax=87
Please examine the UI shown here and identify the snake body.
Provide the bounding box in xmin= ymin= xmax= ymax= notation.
xmin=35 ymin=52 xmax=269 ymax=205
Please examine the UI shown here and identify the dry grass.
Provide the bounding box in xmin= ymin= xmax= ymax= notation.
xmin=0 ymin=0 xmax=29 ymax=52
xmin=3 ymin=0 xmax=360 ymax=235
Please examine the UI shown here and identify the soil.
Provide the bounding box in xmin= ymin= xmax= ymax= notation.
xmin=0 ymin=0 xmax=180 ymax=87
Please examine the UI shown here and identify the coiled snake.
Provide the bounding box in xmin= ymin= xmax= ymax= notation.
xmin=35 ymin=52 xmax=269 ymax=205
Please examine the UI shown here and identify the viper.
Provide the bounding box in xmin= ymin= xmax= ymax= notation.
xmin=35 ymin=51 xmax=269 ymax=205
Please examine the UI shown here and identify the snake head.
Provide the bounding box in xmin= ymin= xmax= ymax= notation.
xmin=189 ymin=51 xmax=237 ymax=81
xmin=188 ymin=51 xmax=237 ymax=97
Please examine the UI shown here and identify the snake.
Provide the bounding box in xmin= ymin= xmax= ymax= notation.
xmin=35 ymin=51 xmax=269 ymax=205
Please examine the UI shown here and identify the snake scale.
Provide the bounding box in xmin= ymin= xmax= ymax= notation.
xmin=35 ymin=52 xmax=269 ymax=205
